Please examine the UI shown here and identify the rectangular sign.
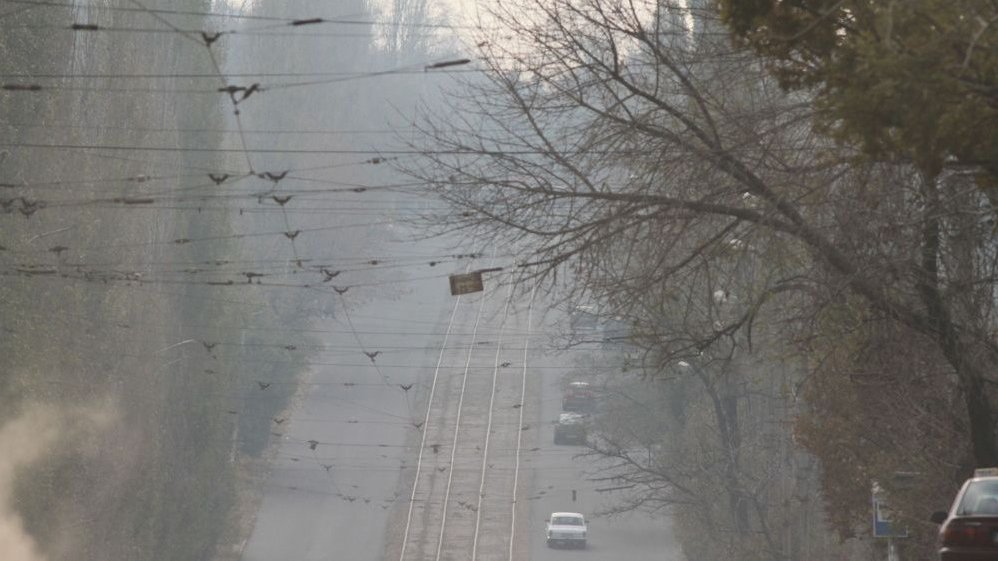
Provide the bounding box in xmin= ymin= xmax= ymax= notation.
xmin=449 ymin=272 xmax=484 ymax=295
xmin=872 ymin=485 xmax=909 ymax=538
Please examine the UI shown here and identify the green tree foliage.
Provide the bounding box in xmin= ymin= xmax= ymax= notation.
xmin=794 ymin=300 xmax=968 ymax=550
xmin=719 ymin=0 xmax=998 ymax=190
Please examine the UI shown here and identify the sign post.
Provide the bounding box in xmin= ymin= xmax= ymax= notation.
xmin=872 ymin=482 xmax=908 ymax=561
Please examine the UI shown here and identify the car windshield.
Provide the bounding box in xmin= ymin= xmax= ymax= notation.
xmin=553 ymin=516 xmax=583 ymax=525
xmin=958 ymin=481 xmax=998 ymax=515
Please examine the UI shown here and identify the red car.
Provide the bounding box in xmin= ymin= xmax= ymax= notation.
xmin=932 ymin=468 xmax=998 ymax=560
xmin=562 ymin=381 xmax=595 ymax=412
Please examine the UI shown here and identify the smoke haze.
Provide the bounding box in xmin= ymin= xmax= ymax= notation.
xmin=0 ymin=404 xmax=115 ymax=561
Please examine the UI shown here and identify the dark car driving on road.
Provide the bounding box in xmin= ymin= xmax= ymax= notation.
xmin=553 ymin=412 xmax=587 ymax=445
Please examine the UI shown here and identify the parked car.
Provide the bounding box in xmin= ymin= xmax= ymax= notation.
xmin=931 ymin=467 xmax=998 ymax=560
xmin=546 ymin=512 xmax=588 ymax=548
xmin=562 ymin=381 xmax=595 ymax=412
xmin=553 ymin=412 xmax=587 ymax=445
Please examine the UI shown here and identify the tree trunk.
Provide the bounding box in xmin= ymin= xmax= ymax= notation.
xmin=917 ymin=173 xmax=998 ymax=468
xmin=965 ymin=376 xmax=998 ymax=467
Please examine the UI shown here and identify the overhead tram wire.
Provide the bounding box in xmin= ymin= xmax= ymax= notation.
xmin=0 ymin=120 xmax=415 ymax=133
xmin=111 ymin=0 xmax=297 ymax=265
xmin=69 ymin=196 xmax=450 ymax=212
xmin=0 ymin=219 xmax=394 ymax=251
xmin=10 ymin=250 xmax=488 ymax=267
xmin=2 ymin=0 xmax=343 ymax=22
xmin=2 ymin=24 xmax=462 ymax=40
xmin=61 ymin=205 xmax=426 ymax=216
xmin=21 ymin=306 xmax=548 ymax=340
xmin=15 ymin=269 xmax=605 ymax=344
xmin=2 ymin=19 xmax=479 ymax=95
xmin=30 ymin=358 xmax=615 ymax=417
xmin=71 ymin=206 xmax=450 ymax=218
xmin=1 ymin=1 xmax=491 ymax=29
xmin=27 ymin=146 xmax=251 ymax=176
xmin=0 ymin=120 xmax=507 ymax=139
xmin=0 ymin=143 xmax=662 ymax=156
xmin=120 ymin=0 xmax=257 ymax=180
xmin=0 ymin=258 xmax=469 ymax=281
xmin=177 ymin=4 xmax=258 ymax=176
xmin=0 ymin=1 xmax=580 ymax=476
xmin=32 ymin=362 xmax=586 ymax=456
xmin=0 ymin=166 xmax=430 ymax=196
xmin=0 ymin=265 xmax=470 ymax=294
xmin=1 ymin=172 xmax=211 ymax=190
xmin=0 ymin=68 xmax=481 ymax=84
xmin=333 ymin=290 xmax=400 ymax=392
xmin=0 ymin=67 xmax=479 ymax=94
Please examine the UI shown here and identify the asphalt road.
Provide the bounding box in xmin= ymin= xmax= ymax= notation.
xmin=522 ymin=330 xmax=686 ymax=561
xmin=239 ymin=233 xmax=463 ymax=561
xmin=386 ymin=275 xmax=533 ymax=561
xmin=240 ymin=258 xmax=686 ymax=561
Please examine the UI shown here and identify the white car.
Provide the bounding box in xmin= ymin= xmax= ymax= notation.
xmin=546 ymin=512 xmax=587 ymax=548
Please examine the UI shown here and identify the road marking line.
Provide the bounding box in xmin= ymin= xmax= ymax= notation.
xmin=471 ymin=278 xmax=515 ymax=561
xmin=433 ymin=286 xmax=490 ymax=561
xmin=508 ymin=286 xmax=536 ymax=561
xmin=397 ymin=287 xmax=464 ymax=561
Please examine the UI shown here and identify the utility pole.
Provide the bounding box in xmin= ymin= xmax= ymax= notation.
xmin=887 ymin=538 xmax=899 ymax=561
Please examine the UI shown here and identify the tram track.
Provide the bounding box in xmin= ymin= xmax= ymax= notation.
xmin=394 ymin=275 xmax=535 ymax=561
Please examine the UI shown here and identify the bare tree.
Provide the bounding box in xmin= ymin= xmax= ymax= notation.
xmin=406 ymin=0 xmax=998 ymax=470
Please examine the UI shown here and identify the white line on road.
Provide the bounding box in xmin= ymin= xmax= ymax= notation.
xmin=397 ymin=288 xmax=465 ymax=561
xmin=508 ymin=286 xmax=536 ymax=561
xmin=471 ymin=279 xmax=515 ymax=561
xmin=433 ymin=287 xmax=490 ymax=561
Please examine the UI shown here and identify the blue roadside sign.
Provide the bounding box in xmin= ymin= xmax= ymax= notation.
xmin=872 ymin=484 xmax=909 ymax=538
